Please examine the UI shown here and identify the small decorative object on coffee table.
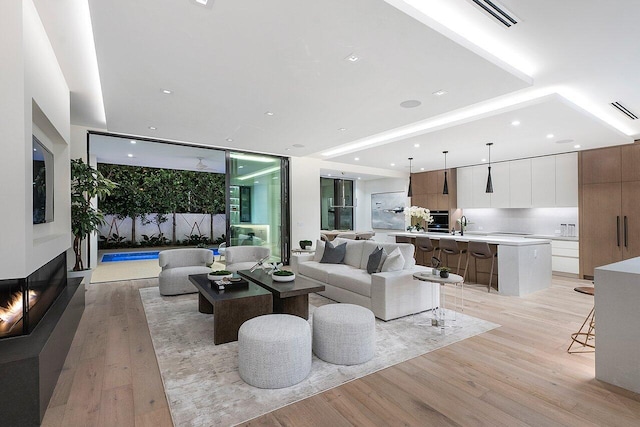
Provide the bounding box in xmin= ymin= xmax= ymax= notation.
xmin=299 ymin=239 xmax=312 ymax=249
xmin=272 ymin=270 xmax=296 ymax=282
xmin=439 ymin=267 xmax=450 ymax=278
xmin=208 ymin=270 xmax=233 ymax=281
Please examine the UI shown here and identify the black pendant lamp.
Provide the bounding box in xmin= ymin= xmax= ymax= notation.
xmin=442 ymin=151 xmax=449 ymax=195
xmin=485 ymin=142 xmax=494 ymax=193
xmin=407 ymin=157 xmax=413 ymax=197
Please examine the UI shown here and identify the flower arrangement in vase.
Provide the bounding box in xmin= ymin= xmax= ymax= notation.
xmin=404 ymin=206 xmax=434 ymax=232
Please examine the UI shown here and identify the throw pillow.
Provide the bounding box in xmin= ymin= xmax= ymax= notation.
xmin=313 ymin=239 xmax=325 ymax=262
xmin=320 ymin=242 xmax=347 ymax=264
xmin=381 ymin=247 xmax=405 ymax=272
xmin=366 ymin=246 xmax=386 ymax=274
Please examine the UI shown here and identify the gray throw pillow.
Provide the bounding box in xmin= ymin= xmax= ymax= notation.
xmin=366 ymin=246 xmax=386 ymax=274
xmin=320 ymin=242 xmax=347 ymax=264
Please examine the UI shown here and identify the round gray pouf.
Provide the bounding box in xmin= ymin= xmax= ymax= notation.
xmin=313 ymin=304 xmax=376 ymax=365
xmin=238 ymin=314 xmax=311 ymax=389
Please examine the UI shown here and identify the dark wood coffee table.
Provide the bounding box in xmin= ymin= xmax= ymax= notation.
xmin=188 ymin=274 xmax=272 ymax=345
xmin=237 ymin=269 xmax=325 ymax=319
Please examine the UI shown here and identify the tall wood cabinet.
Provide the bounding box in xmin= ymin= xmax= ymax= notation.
xmin=580 ymin=143 xmax=640 ymax=278
xmin=410 ymin=168 xmax=457 ymax=227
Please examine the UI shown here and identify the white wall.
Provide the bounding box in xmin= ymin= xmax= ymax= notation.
xmin=0 ymin=0 xmax=71 ymax=279
xmin=359 ymin=178 xmax=410 ymax=243
xmin=462 ymin=207 xmax=579 ymax=237
xmin=290 ymin=157 xmax=322 ymax=249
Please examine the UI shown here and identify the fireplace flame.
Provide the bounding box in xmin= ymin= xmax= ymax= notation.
xmin=0 ymin=290 xmax=39 ymax=330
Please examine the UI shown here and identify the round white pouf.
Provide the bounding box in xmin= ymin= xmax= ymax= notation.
xmin=313 ymin=304 xmax=376 ymax=365
xmin=238 ymin=314 xmax=311 ymax=389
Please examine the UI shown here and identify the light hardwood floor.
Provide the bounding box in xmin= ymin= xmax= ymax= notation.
xmin=42 ymin=276 xmax=640 ymax=426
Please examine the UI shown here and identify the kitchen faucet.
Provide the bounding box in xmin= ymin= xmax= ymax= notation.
xmin=460 ymin=215 xmax=467 ymax=236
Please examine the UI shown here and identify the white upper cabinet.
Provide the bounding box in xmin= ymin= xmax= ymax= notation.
xmin=472 ymin=165 xmax=491 ymax=208
xmin=457 ymin=166 xmax=473 ymax=208
xmin=555 ymin=152 xmax=578 ymax=207
xmin=532 ymin=156 xmax=556 ymax=207
xmin=456 ymin=153 xmax=578 ymax=209
xmin=490 ymin=162 xmax=510 ymax=208
xmin=509 ymin=159 xmax=532 ymax=208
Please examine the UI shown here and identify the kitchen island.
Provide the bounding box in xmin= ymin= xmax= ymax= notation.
xmin=390 ymin=232 xmax=552 ymax=296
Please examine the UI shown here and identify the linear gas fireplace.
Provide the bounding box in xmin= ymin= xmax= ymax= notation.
xmin=0 ymin=253 xmax=66 ymax=340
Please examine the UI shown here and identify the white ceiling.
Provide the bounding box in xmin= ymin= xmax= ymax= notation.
xmin=34 ymin=0 xmax=640 ymax=177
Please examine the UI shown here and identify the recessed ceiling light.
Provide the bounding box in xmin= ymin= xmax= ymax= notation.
xmin=254 ymin=180 xmax=259 ymax=184
xmin=130 ymin=140 xmax=136 ymax=144
xmin=546 ymin=133 xmax=554 ymax=139
xmin=511 ymin=120 xmax=520 ymax=126
xmin=390 ymin=163 xmax=395 ymax=166
xmin=432 ymin=90 xmax=448 ymax=96
xmin=33 ymin=148 xmax=37 ymax=152
xmin=338 ymin=128 xmax=347 ymax=132
xmin=327 ymin=174 xmax=332 ymax=177
xmin=127 ymin=154 xmax=133 ymax=158
xmin=345 ymin=54 xmax=359 ymax=62
xmin=574 ymin=144 xmax=581 ymax=148
xmin=238 ymin=165 xmax=244 ymax=169
xmin=226 ymin=138 xmax=233 ymax=142
xmin=357 ymin=177 xmax=361 ymax=180
xmin=414 ymin=143 xmax=420 ymax=148
xmin=265 ymin=111 xmax=274 ymax=116
xmin=354 ymin=157 xmax=359 ymax=161
xmin=195 ymin=0 xmax=208 ymax=5
xmin=481 ymin=158 xmax=487 ymax=162
xmin=162 ymin=89 xmax=172 ymax=94
xmin=420 ymin=167 xmax=425 ymax=171
xmin=149 ymin=126 xmax=156 ymax=130
xmin=400 ymin=100 xmax=422 ymax=108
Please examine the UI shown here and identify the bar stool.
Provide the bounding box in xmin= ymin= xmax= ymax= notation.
xmin=395 ymin=236 xmax=412 ymax=244
xmin=438 ymin=238 xmax=467 ymax=276
xmin=415 ymin=237 xmax=437 ymax=266
xmin=567 ymin=286 xmax=595 ymax=354
xmin=464 ymin=241 xmax=498 ymax=292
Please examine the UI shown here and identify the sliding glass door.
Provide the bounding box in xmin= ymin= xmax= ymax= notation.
xmin=227 ymin=152 xmax=289 ymax=263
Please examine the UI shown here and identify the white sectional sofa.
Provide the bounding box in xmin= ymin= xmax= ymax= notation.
xmin=291 ymin=238 xmax=439 ymax=321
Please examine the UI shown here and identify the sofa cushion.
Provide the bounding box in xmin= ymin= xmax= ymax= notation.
xmin=332 ymin=238 xmax=365 ymax=268
xmin=360 ymin=241 xmax=415 ymax=270
xmin=313 ymin=239 xmax=325 ymax=262
xmin=366 ymin=246 xmax=386 ymax=274
xmin=298 ymin=261 xmax=330 ymax=283
xmin=320 ymin=242 xmax=347 ymax=264
xmin=381 ymin=247 xmax=405 ymax=272
xmin=327 ymin=269 xmax=372 ymax=297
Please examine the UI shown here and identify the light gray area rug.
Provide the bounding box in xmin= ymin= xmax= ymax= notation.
xmin=140 ymin=287 xmax=499 ymax=427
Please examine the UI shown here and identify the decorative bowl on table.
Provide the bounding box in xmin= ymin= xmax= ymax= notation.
xmin=272 ymin=270 xmax=295 ymax=282
xmin=207 ymin=270 xmax=233 ymax=282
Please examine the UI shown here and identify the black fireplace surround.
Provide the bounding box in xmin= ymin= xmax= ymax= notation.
xmin=0 ymin=252 xmax=85 ymax=426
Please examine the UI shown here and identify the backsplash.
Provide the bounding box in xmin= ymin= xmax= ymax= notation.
xmin=461 ymin=207 xmax=578 ymax=237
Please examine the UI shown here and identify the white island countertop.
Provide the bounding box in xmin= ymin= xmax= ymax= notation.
xmin=389 ymin=232 xmax=551 ymax=246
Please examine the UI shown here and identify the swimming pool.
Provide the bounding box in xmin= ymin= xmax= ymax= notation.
xmin=101 ymin=248 xmax=219 ymax=263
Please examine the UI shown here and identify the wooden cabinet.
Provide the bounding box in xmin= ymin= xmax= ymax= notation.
xmin=580 ymin=144 xmax=640 ymax=278
xmin=410 ymin=168 xmax=456 ymax=215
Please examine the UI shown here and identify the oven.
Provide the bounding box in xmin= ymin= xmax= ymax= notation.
xmin=428 ymin=210 xmax=450 ymax=233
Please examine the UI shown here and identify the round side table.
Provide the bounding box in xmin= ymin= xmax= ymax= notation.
xmin=413 ymin=271 xmax=464 ymax=328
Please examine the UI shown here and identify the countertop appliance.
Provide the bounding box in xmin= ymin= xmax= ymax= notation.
xmin=428 ymin=210 xmax=450 ymax=233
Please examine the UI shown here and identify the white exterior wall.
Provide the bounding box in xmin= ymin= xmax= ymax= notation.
xmin=0 ymin=0 xmax=71 ymax=279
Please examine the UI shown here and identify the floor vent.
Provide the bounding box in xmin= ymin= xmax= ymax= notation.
xmin=469 ymin=0 xmax=520 ymax=28
xmin=611 ymin=102 xmax=638 ymax=120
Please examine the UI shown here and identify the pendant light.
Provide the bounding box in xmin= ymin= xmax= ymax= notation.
xmin=442 ymin=151 xmax=449 ymax=195
xmin=407 ymin=157 xmax=413 ymax=197
xmin=485 ymin=142 xmax=494 ymax=193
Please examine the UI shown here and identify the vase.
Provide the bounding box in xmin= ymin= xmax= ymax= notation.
xmin=440 ymin=270 xmax=449 ymax=278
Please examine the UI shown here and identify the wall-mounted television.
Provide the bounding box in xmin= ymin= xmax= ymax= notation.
xmin=33 ymin=135 xmax=54 ymax=224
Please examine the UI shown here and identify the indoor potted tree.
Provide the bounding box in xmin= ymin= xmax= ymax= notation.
xmin=70 ymin=159 xmax=116 ymax=282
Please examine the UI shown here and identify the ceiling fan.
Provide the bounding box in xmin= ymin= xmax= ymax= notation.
xmin=195 ymin=157 xmax=209 ymax=171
